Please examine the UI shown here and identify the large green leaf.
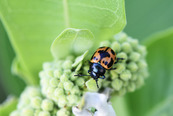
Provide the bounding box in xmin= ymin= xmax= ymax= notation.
xmin=124 ymin=0 xmax=173 ymax=41
xmin=0 ymin=0 xmax=126 ymax=84
xmin=0 ymin=20 xmax=25 ymax=101
xmin=125 ymin=28 xmax=173 ymax=116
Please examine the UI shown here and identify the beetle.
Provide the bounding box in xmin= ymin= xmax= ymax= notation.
xmin=75 ymin=47 xmax=123 ymax=88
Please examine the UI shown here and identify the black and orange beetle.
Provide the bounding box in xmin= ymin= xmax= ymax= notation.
xmin=75 ymin=47 xmax=123 ymax=88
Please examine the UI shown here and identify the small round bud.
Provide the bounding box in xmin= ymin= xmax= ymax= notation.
xmin=71 ymin=86 xmax=80 ymax=94
xmin=60 ymin=74 xmax=69 ymax=82
xmin=129 ymin=52 xmax=141 ymax=62
xmin=53 ymin=69 xmax=62 ymax=78
xmin=70 ymin=73 xmax=78 ymax=81
xmin=127 ymin=62 xmax=138 ymax=72
xmin=116 ymin=52 xmax=128 ymax=62
xmin=41 ymin=99 xmax=54 ymax=111
xmin=49 ymin=78 xmax=59 ymax=87
xmin=38 ymin=111 xmax=50 ymax=116
xmin=46 ymin=70 xmax=54 ymax=78
xmin=67 ymin=94 xmax=78 ymax=105
xmin=120 ymin=70 xmax=132 ymax=81
xmin=127 ymin=82 xmax=136 ymax=92
xmin=114 ymin=32 xmax=127 ymax=43
xmin=110 ymin=71 xmax=119 ymax=80
xmin=31 ymin=97 xmax=42 ymax=109
xmin=122 ymin=42 xmax=132 ymax=53
xmin=21 ymin=107 xmax=34 ymax=116
xmin=58 ymin=96 xmax=67 ymax=108
xmin=111 ymin=79 xmax=123 ymax=91
xmin=75 ymin=77 xmax=85 ymax=87
xmin=54 ymin=88 xmax=64 ymax=97
xmin=57 ymin=108 xmax=70 ymax=116
xmin=62 ymin=60 xmax=72 ymax=69
xmin=64 ymin=81 xmax=74 ymax=91
xmin=111 ymin=41 xmax=121 ymax=53
xmin=114 ymin=63 xmax=126 ymax=74
xmin=137 ymin=60 xmax=147 ymax=69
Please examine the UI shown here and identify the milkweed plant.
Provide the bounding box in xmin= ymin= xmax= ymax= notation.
xmin=1 ymin=0 xmax=172 ymax=116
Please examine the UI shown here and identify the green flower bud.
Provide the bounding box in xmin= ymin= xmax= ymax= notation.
xmin=46 ymin=70 xmax=54 ymax=78
xmin=62 ymin=60 xmax=72 ymax=69
xmin=127 ymin=62 xmax=138 ymax=72
xmin=58 ymin=95 xmax=67 ymax=108
xmin=128 ymin=37 xmax=139 ymax=48
xmin=114 ymin=32 xmax=127 ymax=43
xmin=41 ymin=99 xmax=54 ymax=111
xmin=34 ymin=109 xmax=41 ymax=116
xmin=64 ymin=81 xmax=74 ymax=91
xmin=57 ymin=108 xmax=70 ymax=116
xmin=67 ymin=94 xmax=79 ymax=105
xmin=111 ymin=41 xmax=121 ymax=53
xmin=49 ymin=78 xmax=59 ymax=87
xmin=60 ymin=74 xmax=69 ymax=82
xmin=21 ymin=107 xmax=34 ymax=116
xmin=53 ymin=69 xmax=62 ymax=78
xmin=129 ymin=52 xmax=141 ymax=62
xmin=120 ymin=70 xmax=132 ymax=81
xmin=127 ymin=82 xmax=136 ymax=92
xmin=54 ymin=88 xmax=64 ymax=97
xmin=31 ymin=97 xmax=42 ymax=109
xmin=71 ymin=86 xmax=80 ymax=94
xmin=38 ymin=111 xmax=50 ymax=116
xmin=75 ymin=77 xmax=85 ymax=87
xmin=111 ymin=79 xmax=123 ymax=90
xmin=121 ymin=42 xmax=132 ymax=53
xmin=114 ymin=63 xmax=126 ymax=74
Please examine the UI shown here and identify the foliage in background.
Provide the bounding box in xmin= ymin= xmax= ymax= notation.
xmin=124 ymin=28 xmax=173 ymax=116
xmin=0 ymin=20 xmax=25 ymax=102
xmin=0 ymin=0 xmax=173 ymax=116
xmin=0 ymin=0 xmax=126 ymax=85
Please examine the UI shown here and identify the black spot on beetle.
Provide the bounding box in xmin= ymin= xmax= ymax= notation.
xmin=111 ymin=49 xmax=115 ymax=55
xmin=108 ymin=58 xmax=114 ymax=68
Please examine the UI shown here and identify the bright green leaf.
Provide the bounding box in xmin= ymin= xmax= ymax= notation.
xmin=51 ymin=28 xmax=93 ymax=59
xmin=0 ymin=20 xmax=25 ymax=98
xmin=0 ymin=0 xmax=126 ymax=84
xmin=125 ymin=28 xmax=173 ymax=116
xmin=124 ymin=0 xmax=173 ymax=41
xmin=0 ymin=96 xmax=18 ymax=116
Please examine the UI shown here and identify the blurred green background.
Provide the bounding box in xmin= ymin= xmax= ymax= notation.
xmin=0 ymin=0 xmax=173 ymax=115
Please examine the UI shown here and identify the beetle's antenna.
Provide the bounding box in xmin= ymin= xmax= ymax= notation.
xmin=95 ymin=79 xmax=99 ymax=88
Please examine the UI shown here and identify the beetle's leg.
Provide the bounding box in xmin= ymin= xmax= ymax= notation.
xmin=74 ymin=74 xmax=90 ymax=77
xmin=114 ymin=58 xmax=124 ymax=64
xmin=109 ymin=67 xmax=117 ymax=70
xmin=95 ymin=79 xmax=99 ymax=88
xmin=99 ymin=75 xmax=105 ymax=79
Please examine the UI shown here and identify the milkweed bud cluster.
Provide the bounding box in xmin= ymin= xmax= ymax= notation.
xmin=10 ymin=32 xmax=148 ymax=116
xmin=100 ymin=32 xmax=148 ymax=95
xmin=10 ymin=87 xmax=71 ymax=116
